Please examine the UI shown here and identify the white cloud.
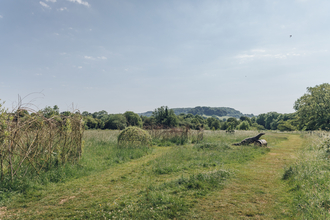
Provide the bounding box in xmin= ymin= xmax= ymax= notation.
xmin=84 ymin=56 xmax=95 ymax=60
xmin=40 ymin=1 xmax=51 ymax=9
xmin=0 ymin=15 xmax=3 ymax=19
xmin=78 ymin=66 xmax=83 ymax=69
xmin=60 ymin=52 xmax=67 ymax=55
xmin=58 ymin=7 xmax=68 ymax=11
xmin=67 ymin=0 xmax=90 ymax=7
xmin=85 ymin=56 xmax=107 ymax=60
xmin=45 ymin=0 xmax=56 ymax=2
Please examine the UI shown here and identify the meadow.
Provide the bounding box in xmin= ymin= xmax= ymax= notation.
xmin=0 ymin=129 xmax=328 ymax=219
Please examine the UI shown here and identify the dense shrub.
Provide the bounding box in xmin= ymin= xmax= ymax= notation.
xmin=237 ymin=121 xmax=250 ymax=130
xmin=117 ymin=126 xmax=152 ymax=148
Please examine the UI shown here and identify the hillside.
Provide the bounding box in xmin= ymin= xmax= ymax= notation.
xmin=139 ymin=106 xmax=254 ymax=118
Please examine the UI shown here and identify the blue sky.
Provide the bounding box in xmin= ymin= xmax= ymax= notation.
xmin=1 ymin=0 xmax=330 ymax=115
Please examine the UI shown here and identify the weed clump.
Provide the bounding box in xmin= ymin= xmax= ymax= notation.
xmin=117 ymin=126 xmax=152 ymax=148
xmin=282 ymin=166 xmax=294 ymax=180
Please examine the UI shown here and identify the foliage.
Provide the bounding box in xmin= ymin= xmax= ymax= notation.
xmin=152 ymin=106 xmax=178 ymax=128
xmin=210 ymin=118 xmax=221 ymax=130
xmin=251 ymin=122 xmax=265 ymax=130
xmin=294 ymin=83 xmax=330 ymax=130
xmin=124 ymin=111 xmax=142 ymax=127
xmin=277 ymin=120 xmax=296 ymax=131
xmin=236 ymin=121 xmax=250 ymax=130
xmin=190 ymin=115 xmax=205 ymax=130
xmin=40 ymin=105 xmax=60 ymax=118
xmin=256 ymin=113 xmax=266 ymax=128
xmin=117 ymin=126 xmax=152 ymax=148
xmin=282 ymin=133 xmax=330 ymax=218
xmin=240 ymin=116 xmax=252 ymax=125
xmin=105 ymin=114 xmax=126 ymax=130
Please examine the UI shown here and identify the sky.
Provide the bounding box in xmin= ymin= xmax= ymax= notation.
xmin=1 ymin=0 xmax=330 ymax=115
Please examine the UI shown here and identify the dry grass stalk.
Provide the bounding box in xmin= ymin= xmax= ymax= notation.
xmin=0 ymin=107 xmax=84 ymax=181
xmin=148 ymin=126 xmax=204 ymax=143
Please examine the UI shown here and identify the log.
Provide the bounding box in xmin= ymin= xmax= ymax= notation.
xmin=232 ymin=133 xmax=265 ymax=146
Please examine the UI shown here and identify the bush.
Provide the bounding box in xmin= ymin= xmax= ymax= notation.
xmin=117 ymin=126 xmax=152 ymax=148
xmin=237 ymin=121 xmax=250 ymax=130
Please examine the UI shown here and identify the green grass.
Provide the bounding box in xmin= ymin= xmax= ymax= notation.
xmin=148 ymin=142 xmax=269 ymax=175
xmin=0 ymin=130 xmax=152 ymax=207
xmin=1 ymin=130 xmax=301 ymax=219
xmin=282 ymin=132 xmax=330 ymax=219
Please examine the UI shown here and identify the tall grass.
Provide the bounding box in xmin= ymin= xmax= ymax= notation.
xmin=283 ymin=132 xmax=330 ymax=219
xmin=149 ymin=127 xmax=203 ymax=146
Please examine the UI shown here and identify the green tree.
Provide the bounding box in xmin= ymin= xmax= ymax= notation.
xmin=40 ymin=105 xmax=59 ymax=118
xmin=256 ymin=113 xmax=266 ymax=127
xmin=92 ymin=110 xmax=108 ymax=119
xmin=227 ymin=117 xmax=239 ymax=127
xmin=152 ymin=106 xmax=178 ymax=128
xmin=61 ymin=111 xmax=71 ymax=116
xmin=237 ymin=121 xmax=250 ymax=130
xmin=142 ymin=116 xmax=156 ymax=128
xmin=191 ymin=115 xmax=206 ymax=130
xmin=82 ymin=111 xmax=90 ymax=117
xmin=84 ymin=116 xmax=99 ymax=129
xmin=207 ymin=117 xmax=216 ymax=128
xmin=277 ymin=120 xmax=296 ymax=131
xmin=105 ymin=114 xmax=127 ymax=130
xmin=240 ymin=116 xmax=252 ymax=126
xmin=124 ymin=111 xmax=143 ymax=127
xmin=294 ymin=83 xmax=330 ymax=130
xmin=211 ymin=120 xmax=221 ymax=130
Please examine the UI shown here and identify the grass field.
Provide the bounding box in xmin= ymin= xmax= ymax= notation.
xmin=0 ymin=129 xmax=324 ymax=219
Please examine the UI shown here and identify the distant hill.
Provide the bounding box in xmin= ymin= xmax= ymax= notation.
xmin=138 ymin=106 xmax=254 ymax=118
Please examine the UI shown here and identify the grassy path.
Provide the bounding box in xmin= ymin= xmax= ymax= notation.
xmin=186 ymin=134 xmax=303 ymax=219
xmin=3 ymin=147 xmax=174 ymax=219
xmin=2 ymin=133 xmax=303 ymax=219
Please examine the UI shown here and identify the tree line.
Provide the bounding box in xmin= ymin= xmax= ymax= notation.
xmin=14 ymin=83 xmax=330 ymax=131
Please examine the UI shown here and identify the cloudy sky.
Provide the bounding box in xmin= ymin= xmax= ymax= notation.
xmin=1 ymin=0 xmax=330 ymax=115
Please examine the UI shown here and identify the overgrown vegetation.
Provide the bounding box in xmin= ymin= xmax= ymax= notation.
xmin=148 ymin=127 xmax=201 ymax=146
xmin=0 ymin=102 xmax=84 ymax=199
xmin=117 ymin=126 xmax=152 ymax=148
xmin=282 ymin=132 xmax=330 ymax=219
